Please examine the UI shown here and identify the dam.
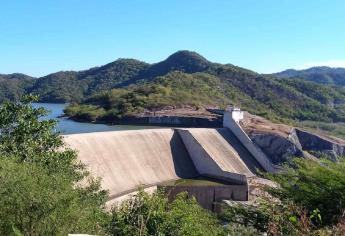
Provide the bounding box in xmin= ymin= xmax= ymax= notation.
xmin=63 ymin=108 xmax=274 ymax=208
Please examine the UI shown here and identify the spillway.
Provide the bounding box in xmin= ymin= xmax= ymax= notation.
xmin=63 ymin=128 xmax=265 ymax=200
xmin=184 ymin=128 xmax=255 ymax=176
xmin=64 ymin=129 xmax=197 ymax=199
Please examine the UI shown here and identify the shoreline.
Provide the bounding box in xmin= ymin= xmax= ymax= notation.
xmin=66 ymin=114 xmax=223 ymax=128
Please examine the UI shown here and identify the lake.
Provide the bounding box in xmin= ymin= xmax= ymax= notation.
xmin=32 ymin=103 xmax=157 ymax=134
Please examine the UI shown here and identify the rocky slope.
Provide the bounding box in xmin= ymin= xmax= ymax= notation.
xmin=241 ymin=112 xmax=345 ymax=164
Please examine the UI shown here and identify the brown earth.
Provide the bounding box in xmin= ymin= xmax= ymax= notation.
xmin=138 ymin=106 xmax=221 ymax=119
xmin=240 ymin=112 xmax=292 ymax=138
xmin=240 ymin=111 xmax=345 ymax=145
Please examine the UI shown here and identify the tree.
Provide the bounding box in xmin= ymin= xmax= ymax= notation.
xmin=0 ymin=95 xmax=108 ymax=235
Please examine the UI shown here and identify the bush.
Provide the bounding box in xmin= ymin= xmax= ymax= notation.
xmin=266 ymin=158 xmax=345 ymax=226
xmin=220 ymin=198 xmax=311 ymax=235
xmin=0 ymin=158 xmax=109 ymax=235
xmin=108 ymin=190 xmax=225 ymax=236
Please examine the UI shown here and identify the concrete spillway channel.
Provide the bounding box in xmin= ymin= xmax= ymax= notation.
xmin=64 ymin=129 xmax=198 ymax=200
xmin=63 ymin=128 xmax=268 ymax=209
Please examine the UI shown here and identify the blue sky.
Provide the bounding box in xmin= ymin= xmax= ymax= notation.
xmin=1 ymin=0 xmax=344 ymax=77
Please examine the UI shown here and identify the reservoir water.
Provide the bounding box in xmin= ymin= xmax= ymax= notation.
xmin=32 ymin=103 xmax=156 ymax=134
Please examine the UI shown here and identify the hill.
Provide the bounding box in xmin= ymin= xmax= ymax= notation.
xmin=274 ymin=66 xmax=345 ymax=85
xmin=0 ymin=73 xmax=35 ymax=101
xmin=64 ymin=53 xmax=345 ymax=124
xmin=26 ymin=50 xmax=213 ymax=102
xmin=3 ymin=51 xmax=345 ymax=126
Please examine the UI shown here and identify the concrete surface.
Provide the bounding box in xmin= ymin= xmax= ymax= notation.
xmin=63 ymin=129 xmax=197 ymax=199
xmin=160 ymin=184 xmax=248 ymax=211
xmin=64 ymin=127 xmax=265 ymax=202
xmin=186 ymin=128 xmax=255 ymax=176
xmin=223 ymin=112 xmax=275 ymax=172
xmin=177 ymin=129 xmax=249 ymax=185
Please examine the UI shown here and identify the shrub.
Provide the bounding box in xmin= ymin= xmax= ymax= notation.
xmin=220 ymin=197 xmax=311 ymax=235
xmin=266 ymin=158 xmax=345 ymax=226
xmin=108 ymin=190 xmax=225 ymax=236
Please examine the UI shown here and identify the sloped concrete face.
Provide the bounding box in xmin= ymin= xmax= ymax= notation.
xmin=184 ymin=128 xmax=255 ymax=177
xmin=177 ymin=129 xmax=250 ymax=185
xmin=223 ymin=112 xmax=275 ymax=172
xmin=63 ymin=129 xmax=198 ymax=199
xmin=64 ymin=128 xmax=262 ymax=202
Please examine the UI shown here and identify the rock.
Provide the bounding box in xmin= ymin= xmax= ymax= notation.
xmin=249 ymin=132 xmax=303 ymax=165
xmin=293 ymin=128 xmax=345 ymax=161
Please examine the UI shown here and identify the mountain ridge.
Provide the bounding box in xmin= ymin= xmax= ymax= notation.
xmin=273 ymin=66 xmax=345 ymax=85
xmin=2 ymin=51 xmax=345 ymax=126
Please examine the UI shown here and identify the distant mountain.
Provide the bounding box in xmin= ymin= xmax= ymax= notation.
xmin=29 ymin=59 xmax=149 ymax=102
xmin=0 ymin=73 xmax=35 ymax=101
xmin=3 ymin=51 xmax=345 ymax=124
xmin=274 ymin=66 xmax=345 ymax=85
xmin=0 ymin=50 xmax=220 ymax=102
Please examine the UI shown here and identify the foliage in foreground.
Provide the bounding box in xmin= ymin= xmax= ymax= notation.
xmin=221 ymin=158 xmax=345 ymax=235
xmin=0 ymin=158 xmax=109 ymax=235
xmin=221 ymin=196 xmax=312 ymax=235
xmin=0 ymin=96 xmax=108 ymax=235
xmin=266 ymin=158 xmax=345 ymax=226
xmin=108 ymin=190 xmax=225 ymax=236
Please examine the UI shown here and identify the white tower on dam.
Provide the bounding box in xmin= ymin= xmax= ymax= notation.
xmin=223 ymin=106 xmax=275 ymax=172
xmin=226 ymin=106 xmax=244 ymax=123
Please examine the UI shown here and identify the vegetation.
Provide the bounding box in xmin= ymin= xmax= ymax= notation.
xmin=65 ymin=67 xmax=345 ymax=124
xmin=108 ymin=190 xmax=225 ymax=236
xmin=221 ymin=196 xmax=311 ymax=235
xmin=3 ymin=51 xmax=345 ymax=128
xmin=267 ymin=158 xmax=345 ymax=226
xmin=297 ymin=120 xmax=345 ymax=140
xmin=222 ymin=158 xmax=345 ymax=235
xmin=64 ymin=72 xmax=235 ymax=121
xmin=0 ymin=73 xmax=34 ymax=102
xmin=0 ymin=95 xmax=109 ymax=235
xmin=275 ymin=66 xmax=345 ymax=86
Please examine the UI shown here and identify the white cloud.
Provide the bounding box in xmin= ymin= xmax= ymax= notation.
xmin=295 ymin=60 xmax=345 ymax=70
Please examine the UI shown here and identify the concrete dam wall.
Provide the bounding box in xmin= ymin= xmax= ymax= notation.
xmin=64 ymin=129 xmax=197 ymax=199
xmin=63 ymin=127 xmax=264 ymax=200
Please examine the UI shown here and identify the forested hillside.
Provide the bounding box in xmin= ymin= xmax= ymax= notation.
xmin=274 ymin=66 xmax=345 ymax=85
xmin=2 ymin=51 xmax=345 ymax=124
xmin=0 ymin=74 xmax=35 ymax=101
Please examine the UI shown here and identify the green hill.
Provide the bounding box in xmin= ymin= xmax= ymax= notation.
xmin=2 ymin=51 xmax=345 ymax=125
xmin=64 ymin=57 xmax=345 ymax=123
xmin=0 ymin=73 xmax=35 ymax=101
xmin=274 ymin=66 xmax=345 ymax=85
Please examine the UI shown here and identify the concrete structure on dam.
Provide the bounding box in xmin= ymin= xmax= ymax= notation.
xmin=63 ymin=108 xmax=275 ymax=207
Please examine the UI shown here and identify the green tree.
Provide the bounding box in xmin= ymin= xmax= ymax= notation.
xmin=0 ymin=95 xmax=84 ymax=179
xmin=0 ymin=95 xmax=108 ymax=235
